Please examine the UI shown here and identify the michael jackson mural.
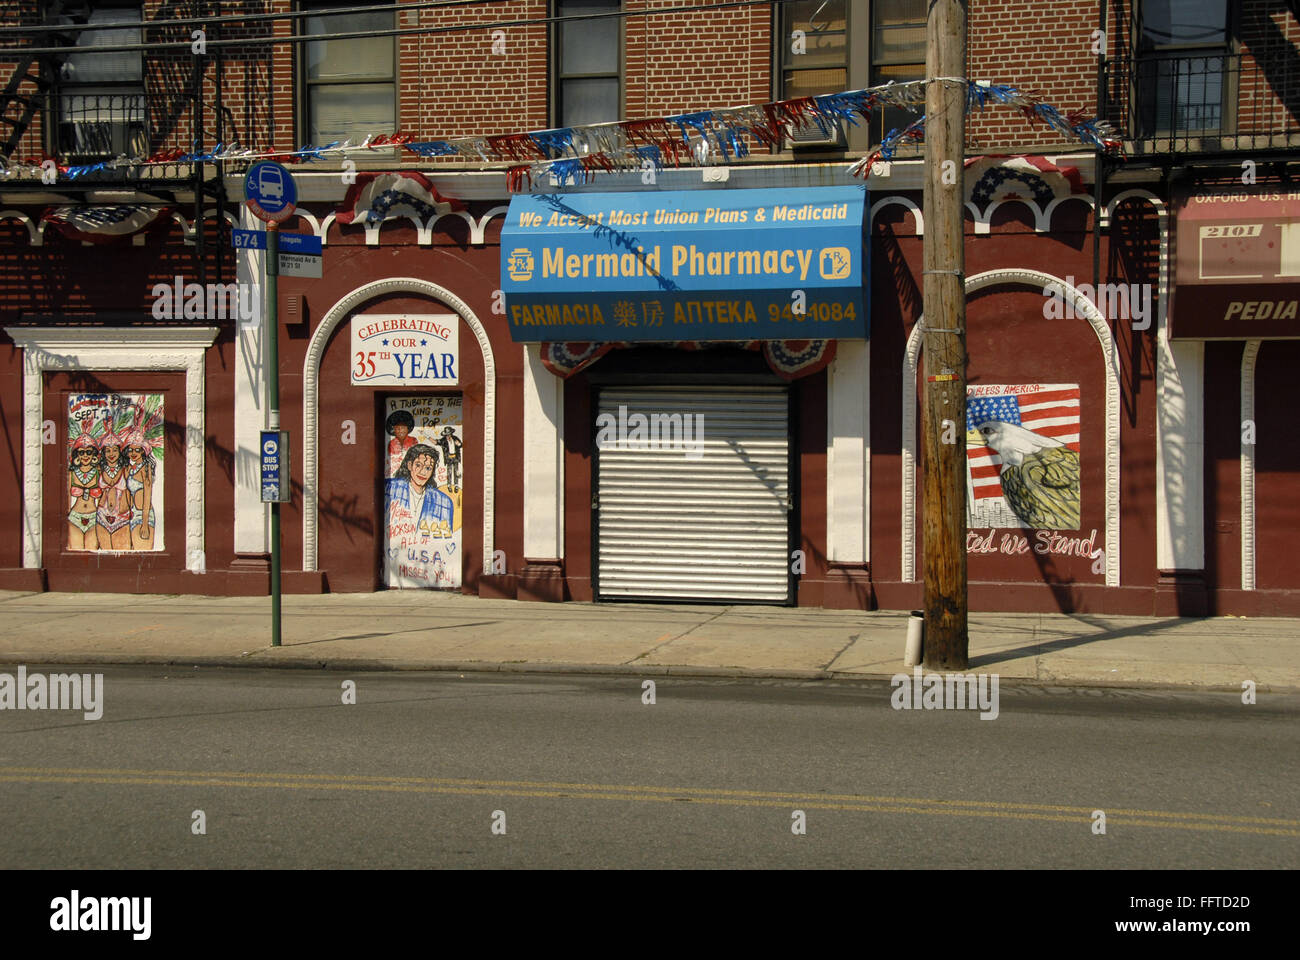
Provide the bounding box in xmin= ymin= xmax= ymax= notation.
xmin=382 ymin=396 xmax=463 ymax=588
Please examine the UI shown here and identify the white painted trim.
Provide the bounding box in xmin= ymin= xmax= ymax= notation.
xmin=302 ymin=278 xmax=495 ymax=572
xmin=0 ymin=209 xmax=43 ymax=245
xmin=1241 ymin=340 xmax=1261 ymax=591
xmin=233 ymin=205 xmax=270 ymax=554
xmin=4 ymin=326 xmax=218 ymax=572
xmin=1157 ymin=340 xmax=1204 ymax=570
xmin=901 ymin=269 xmax=1122 ymax=586
xmin=826 ymin=339 xmax=869 ymax=563
xmin=869 ymin=195 xmax=924 ymax=234
xmin=1109 ymin=189 xmax=1205 ymax=572
xmin=522 ymin=343 xmax=565 ymax=561
xmin=870 ymin=192 xmax=1099 ymax=238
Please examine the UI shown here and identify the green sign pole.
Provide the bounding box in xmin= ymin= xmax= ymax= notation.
xmin=267 ymin=223 xmax=281 ymax=647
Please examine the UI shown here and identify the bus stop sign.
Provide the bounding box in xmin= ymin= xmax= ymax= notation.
xmin=244 ymin=162 xmax=297 ymax=223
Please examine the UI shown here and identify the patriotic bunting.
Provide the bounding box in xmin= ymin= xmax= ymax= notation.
xmin=336 ymin=172 xmax=466 ymax=226
xmin=964 ymin=155 xmax=1086 ymax=209
xmin=43 ymin=204 xmax=170 ymax=243
xmin=2 ymin=80 xmax=1121 ymax=191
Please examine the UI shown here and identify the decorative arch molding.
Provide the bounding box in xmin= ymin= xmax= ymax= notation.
xmin=869 ymin=195 xmax=924 ymax=234
xmin=1241 ymin=340 xmax=1261 ymax=590
xmin=869 ymin=193 xmax=1100 ymax=237
xmin=0 ymin=209 xmax=43 ymax=245
xmin=301 ymin=277 xmax=496 ymax=572
xmin=965 ymin=194 xmax=1096 ymax=235
xmin=316 ymin=206 xmax=509 ymax=248
xmin=901 ymin=268 xmax=1122 ymax=586
xmin=3 ymin=325 xmax=218 ymax=572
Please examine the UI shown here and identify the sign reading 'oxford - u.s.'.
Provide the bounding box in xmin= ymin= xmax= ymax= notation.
xmin=501 ymin=186 xmax=867 ymax=342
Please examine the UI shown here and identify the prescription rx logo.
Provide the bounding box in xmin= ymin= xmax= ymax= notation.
xmin=819 ymin=247 xmax=852 ymax=280
xmin=507 ymin=248 xmax=535 ymax=282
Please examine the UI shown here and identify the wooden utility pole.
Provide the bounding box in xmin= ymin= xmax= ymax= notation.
xmin=921 ymin=0 xmax=969 ymax=669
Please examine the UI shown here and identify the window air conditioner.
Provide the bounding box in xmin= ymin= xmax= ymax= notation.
xmin=58 ymin=118 xmax=147 ymax=159
xmin=784 ymin=116 xmax=846 ymax=148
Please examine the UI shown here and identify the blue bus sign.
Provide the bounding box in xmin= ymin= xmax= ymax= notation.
xmin=260 ymin=430 xmax=290 ymax=503
xmin=244 ymin=162 xmax=297 ymax=223
xmin=232 ymin=227 xmax=267 ymax=249
xmin=279 ymin=232 xmax=322 ymax=255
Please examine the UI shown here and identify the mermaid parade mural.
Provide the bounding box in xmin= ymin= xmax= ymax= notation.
xmin=67 ymin=394 xmax=165 ymax=552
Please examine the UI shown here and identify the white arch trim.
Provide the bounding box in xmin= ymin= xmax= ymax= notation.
xmin=901 ymin=268 xmax=1122 ymax=586
xmin=302 ymin=277 xmax=495 ymax=572
xmin=868 ymin=193 xmax=1099 ymax=237
xmin=1241 ymin=340 xmax=1261 ymax=591
xmin=869 ymin=195 xmax=924 ymax=234
xmin=0 ymin=209 xmax=43 ymax=245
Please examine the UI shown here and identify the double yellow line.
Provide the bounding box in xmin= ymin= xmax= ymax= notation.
xmin=2 ymin=766 xmax=1296 ymax=837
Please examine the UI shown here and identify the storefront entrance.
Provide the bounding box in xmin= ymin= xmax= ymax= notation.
xmin=593 ymin=385 xmax=792 ymax=603
xmin=380 ymin=394 xmax=465 ymax=589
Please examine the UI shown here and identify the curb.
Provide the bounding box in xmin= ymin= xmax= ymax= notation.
xmin=0 ymin=652 xmax=1295 ymax=694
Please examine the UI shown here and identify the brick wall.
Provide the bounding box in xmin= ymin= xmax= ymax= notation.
xmin=966 ymin=0 xmax=1098 ymax=152
xmin=1 ymin=1 xmax=1298 ymax=172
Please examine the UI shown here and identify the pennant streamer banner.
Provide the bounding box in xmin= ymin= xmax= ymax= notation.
xmin=3 ymin=80 xmax=1122 ymax=190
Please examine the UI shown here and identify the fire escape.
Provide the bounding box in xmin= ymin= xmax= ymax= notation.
xmin=0 ymin=0 xmax=231 ymax=293
xmin=1098 ymin=0 xmax=1300 ymax=175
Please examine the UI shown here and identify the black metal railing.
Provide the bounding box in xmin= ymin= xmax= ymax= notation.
xmin=1104 ymin=50 xmax=1300 ymax=159
xmin=0 ymin=86 xmax=203 ymax=178
xmin=56 ymin=90 xmax=149 ymax=160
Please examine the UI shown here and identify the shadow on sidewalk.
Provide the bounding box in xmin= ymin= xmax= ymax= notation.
xmin=969 ymin=614 xmax=1208 ymax=669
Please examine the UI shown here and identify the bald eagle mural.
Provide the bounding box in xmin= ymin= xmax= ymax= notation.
xmin=966 ymin=385 xmax=1081 ymax=531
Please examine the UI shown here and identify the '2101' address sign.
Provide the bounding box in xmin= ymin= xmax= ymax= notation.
xmin=351 ymin=314 xmax=459 ymax=386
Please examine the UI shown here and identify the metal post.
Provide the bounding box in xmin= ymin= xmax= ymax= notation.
xmin=267 ymin=223 xmax=281 ymax=646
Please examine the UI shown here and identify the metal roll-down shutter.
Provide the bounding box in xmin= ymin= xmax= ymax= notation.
xmin=595 ymin=386 xmax=791 ymax=602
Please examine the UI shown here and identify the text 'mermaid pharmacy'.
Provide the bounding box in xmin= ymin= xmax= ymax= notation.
xmin=501 ymin=186 xmax=866 ymax=342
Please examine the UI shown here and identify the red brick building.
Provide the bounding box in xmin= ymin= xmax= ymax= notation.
xmin=1 ymin=0 xmax=1297 ymax=615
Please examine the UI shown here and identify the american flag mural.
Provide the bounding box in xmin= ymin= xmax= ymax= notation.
xmin=966 ymin=383 xmax=1081 ymax=529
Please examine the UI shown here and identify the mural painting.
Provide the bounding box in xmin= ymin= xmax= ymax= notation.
xmin=67 ymin=393 xmax=165 ymax=552
xmin=966 ymin=384 xmax=1080 ymax=531
xmin=382 ymin=395 xmax=463 ymax=588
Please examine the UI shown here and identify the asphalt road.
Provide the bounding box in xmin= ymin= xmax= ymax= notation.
xmin=0 ymin=665 xmax=1296 ymax=869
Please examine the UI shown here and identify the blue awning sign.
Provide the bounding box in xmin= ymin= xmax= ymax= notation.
xmin=501 ymin=187 xmax=867 ymax=342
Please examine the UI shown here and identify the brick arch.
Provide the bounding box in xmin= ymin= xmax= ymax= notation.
xmin=900 ymin=268 xmax=1121 ymax=586
xmin=301 ymin=277 xmax=495 ymax=572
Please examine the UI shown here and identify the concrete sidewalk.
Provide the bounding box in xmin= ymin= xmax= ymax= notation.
xmin=0 ymin=589 xmax=1295 ymax=691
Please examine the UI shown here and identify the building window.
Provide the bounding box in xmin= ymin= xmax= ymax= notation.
xmin=555 ymin=0 xmax=621 ymax=127
xmin=57 ymin=6 xmax=147 ymax=160
xmin=869 ymin=0 xmax=926 ymax=144
xmin=777 ymin=1 xmax=924 ymax=147
xmin=302 ymin=1 xmax=396 ymax=146
xmin=780 ymin=0 xmax=849 ymax=101
xmin=1136 ymin=0 xmax=1229 ymax=136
